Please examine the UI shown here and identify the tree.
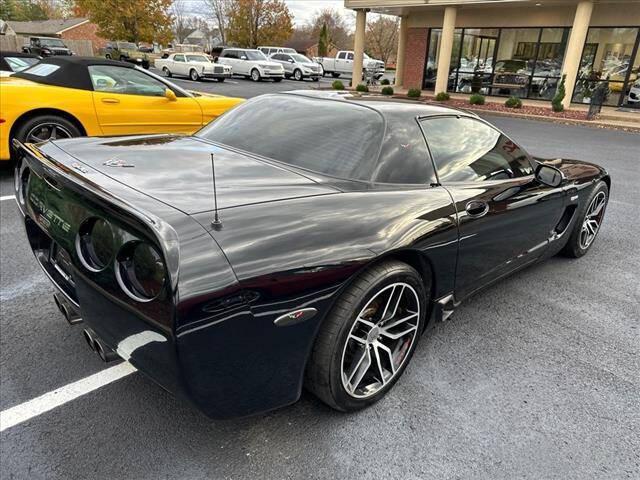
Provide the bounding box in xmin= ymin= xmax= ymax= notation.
xmin=74 ymin=0 xmax=174 ymax=44
xmin=366 ymin=15 xmax=399 ymax=65
xmin=307 ymin=8 xmax=352 ymax=50
xmin=317 ymin=23 xmax=329 ymax=57
xmin=0 ymin=0 xmax=48 ymax=21
xmin=226 ymin=0 xmax=293 ymax=48
xmin=203 ymin=0 xmax=230 ymax=46
xmin=172 ymin=0 xmax=191 ymax=44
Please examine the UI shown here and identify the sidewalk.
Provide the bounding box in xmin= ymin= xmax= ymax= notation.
xmin=369 ymin=87 xmax=640 ymax=132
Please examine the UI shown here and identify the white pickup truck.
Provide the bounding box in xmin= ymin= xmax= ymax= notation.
xmin=155 ymin=53 xmax=232 ymax=82
xmin=317 ymin=50 xmax=385 ymax=79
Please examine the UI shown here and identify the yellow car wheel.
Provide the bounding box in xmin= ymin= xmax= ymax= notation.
xmin=14 ymin=115 xmax=81 ymax=150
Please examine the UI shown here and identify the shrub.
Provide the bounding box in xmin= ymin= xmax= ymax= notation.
xmin=381 ymin=86 xmax=394 ymax=96
xmin=469 ymin=93 xmax=485 ymax=105
xmin=332 ymin=80 xmax=344 ymax=90
xmin=355 ymin=83 xmax=369 ymax=93
xmin=407 ymin=88 xmax=422 ymax=98
xmin=552 ymin=74 xmax=566 ymax=112
xmin=504 ymin=96 xmax=522 ymax=108
xmin=435 ymin=91 xmax=450 ymax=101
xmin=380 ymin=78 xmax=390 ymax=85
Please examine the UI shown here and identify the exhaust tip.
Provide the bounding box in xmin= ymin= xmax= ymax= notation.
xmin=82 ymin=329 xmax=96 ymax=352
xmin=53 ymin=293 xmax=82 ymax=325
xmin=94 ymin=338 xmax=119 ymax=363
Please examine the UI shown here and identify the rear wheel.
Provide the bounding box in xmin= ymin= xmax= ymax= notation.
xmin=331 ymin=72 xmax=341 ymax=78
xmin=14 ymin=115 xmax=81 ymax=148
xmin=305 ymin=261 xmax=427 ymax=412
xmin=251 ymin=69 xmax=261 ymax=82
xmin=162 ymin=66 xmax=172 ymax=77
xmin=561 ymin=181 xmax=609 ymax=258
xmin=190 ymin=69 xmax=200 ymax=81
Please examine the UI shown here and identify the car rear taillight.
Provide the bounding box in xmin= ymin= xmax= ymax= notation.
xmin=116 ymin=241 xmax=167 ymax=302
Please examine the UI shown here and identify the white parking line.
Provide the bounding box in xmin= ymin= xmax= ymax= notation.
xmin=0 ymin=362 xmax=137 ymax=432
xmin=0 ymin=195 xmax=15 ymax=202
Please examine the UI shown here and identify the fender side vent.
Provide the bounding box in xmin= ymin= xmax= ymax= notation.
xmin=555 ymin=205 xmax=577 ymax=234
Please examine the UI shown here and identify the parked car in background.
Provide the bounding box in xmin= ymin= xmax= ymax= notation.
xmin=269 ymin=52 xmax=321 ymax=81
xmin=627 ymin=78 xmax=640 ymax=106
xmin=155 ymin=53 xmax=232 ymax=82
xmin=258 ymin=46 xmax=297 ymax=56
xmin=218 ymin=48 xmax=284 ymax=82
xmin=138 ymin=43 xmax=154 ymax=53
xmin=318 ymin=50 xmax=385 ymax=79
xmin=0 ymin=51 xmax=40 ymax=74
xmin=22 ymin=36 xmax=72 ymax=56
xmin=105 ymin=41 xmax=150 ymax=69
xmin=0 ymin=56 xmax=243 ymax=161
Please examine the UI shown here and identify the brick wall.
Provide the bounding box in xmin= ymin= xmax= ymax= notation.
xmin=403 ymin=28 xmax=428 ymax=90
xmin=61 ymin=21 xmax=108 ymax=53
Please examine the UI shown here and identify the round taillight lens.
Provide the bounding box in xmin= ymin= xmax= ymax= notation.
xmin=77 ymin=218 xmax=115 ymax=271
xmin=116 ymin=241 xmax=165 ymax=301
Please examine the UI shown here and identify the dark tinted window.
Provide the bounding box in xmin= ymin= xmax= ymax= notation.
xmin=338 ymin=52 xmax=346 ymax=59
xmin=372 ymin=114 xmax=436 ymax=185
xmin=221 ymin=50 xmax=236 ymax=58
xmin=197 ymin=95 xmax=384 ymax=180
xmin=421 ymin=116 xmax=533 ymax=182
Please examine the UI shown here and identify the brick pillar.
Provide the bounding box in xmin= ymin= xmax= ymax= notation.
xmin=403 ymin=28 xmax=428 ymax=90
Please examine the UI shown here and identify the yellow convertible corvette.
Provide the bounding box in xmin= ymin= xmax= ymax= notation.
xmin=0 ymin=56 xmax=243 ymax=161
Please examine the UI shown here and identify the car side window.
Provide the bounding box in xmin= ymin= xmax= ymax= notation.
xmin=337 ymin=52 xmax=346 ymax=59
xmin=175 ymin=54 xmax=185 ymax=62
xmin=347 ymin=53 xmax=354 ymax=60
xmin=89 ymin=65 xmax=167 ymax=97
xmin=420 ymin=116 xmax=533 ymax=183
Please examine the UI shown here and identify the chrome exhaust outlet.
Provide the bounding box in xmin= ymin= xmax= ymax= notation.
xmin=82 ymin=328 xmax=97 ymax=352
xmin=53 ymin=293 xmax=82 ymax=325
xmin=94 ymin=337 xmax=119 ymax=363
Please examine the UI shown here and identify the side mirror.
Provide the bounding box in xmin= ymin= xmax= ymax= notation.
xmin=288 ymin=59 xmax=294 ymax=63
xmin=535 ymin=163 xmax=564 ymax=187
xmin=165 ymin=89 xmax=177 ymax=102
xmin=213 ymin=56 xmax=219 ymax=63
xmin=240 ymin=55 xmax=247 ymax=60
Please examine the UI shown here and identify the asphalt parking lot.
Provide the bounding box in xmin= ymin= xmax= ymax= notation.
xmin=1 ymin=76 xmax=639 ymax=479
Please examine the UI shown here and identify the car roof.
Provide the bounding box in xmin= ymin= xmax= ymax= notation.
xmin=13 ymin=56 xmax=135 ymax=90
xmin=281 ymin=90 xmax=477 ymax=120
xmin=0 ymin=51 xmax=40 ymax=59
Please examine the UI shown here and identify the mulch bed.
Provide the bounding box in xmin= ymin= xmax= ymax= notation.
xmin=394 ymin=94 xmax=590 ymax=120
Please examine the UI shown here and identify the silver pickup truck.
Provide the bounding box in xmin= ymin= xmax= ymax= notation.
xmin=317 ymin=50 xmax=385 ymax=79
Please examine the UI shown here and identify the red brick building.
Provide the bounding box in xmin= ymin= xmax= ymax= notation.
xmin=7 ymin=18 xmax=108 ymax=53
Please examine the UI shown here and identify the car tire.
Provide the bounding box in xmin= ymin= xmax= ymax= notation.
xmin=305 ymin=260 xmax=427 ymax=412
xmin=105 ymin=53 xmax=111 ymax=59
xmin=217 ymin=78 xmax=225 ymax=83
xmin=251 ymin=69 xmax=261 ymax=82
xmin=331 ymin=72 xmax=341 ymax=78
xmin=14 ymin=115 xmax=82 ymax=149
xmin=119 ymin=55 xmax=127 ymax=62
xmin=190 ymin=69 xmax=200 ymax=81
xmin=163 ymin=66 xmax=172 ymax=77
xmin=561 ymin=180 xmax=609 ymax=258
xmin=294 ymin=69 xmax=303 ymax=81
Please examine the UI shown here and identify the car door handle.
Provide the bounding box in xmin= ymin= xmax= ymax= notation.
xmin=465 ymin=200 xmax=489 ymax=218
xmin=101 ymin=98 xmax=120 ymax=104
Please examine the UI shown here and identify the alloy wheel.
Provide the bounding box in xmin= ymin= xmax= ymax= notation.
xmin=251 ymin=69 xmax=260 ymax=82
xmin=25 ymin=123 xmax=73 ymax=143
xmin=341 ymin=282 xmax=420 ymax=398
xmin=579 ymin=191 xmax=607 ymax=250
xmin=295 ymin=70 xmax=302 ymax=81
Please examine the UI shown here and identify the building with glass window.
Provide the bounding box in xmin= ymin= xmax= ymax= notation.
xmin=344 ymin=0 xmax=640 ymax=109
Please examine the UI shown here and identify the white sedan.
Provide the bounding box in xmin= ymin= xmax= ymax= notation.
xmin=155 ymin=53 xmax=232 ymax=82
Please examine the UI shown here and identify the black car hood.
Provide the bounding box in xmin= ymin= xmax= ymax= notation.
xmin=52 ymin=135 xmax=339 ymax=214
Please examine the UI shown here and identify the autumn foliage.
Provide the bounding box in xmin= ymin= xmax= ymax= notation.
xmin=226 ymin=0 xmax=293 ymax=48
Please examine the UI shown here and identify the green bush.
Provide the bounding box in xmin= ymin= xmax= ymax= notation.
xmin=504 ymin=96 xmax=522 ymax=108
xmin=407 ymin=88 xmax=422 ymax=98
xmin=552 ymin=74 xmax=566 ymax=112
xmin=435 ymin=91 xmax=450 ymax=101
xmin=380 ymin=78 xmax=390 ymax=85
xmin=469 ymin=93 xmax=485 ymax=105
xmin=381 ymin=86 xmax=394 ymax=96
xmin=332 ymin=80 xmax=345 ymax=90
xmin=355 ymin=83 xmax=369 ymax=93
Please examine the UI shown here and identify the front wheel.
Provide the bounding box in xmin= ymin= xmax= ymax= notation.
xmin=190 ymin=69 xmax=200 ymax=81
xmin=251 ymin=69 xmax=261 ymax=82
xmin=305 ymin=261 xmax=427 ymax=412
xmin=105 ymin=53 xmax=111 ymax=59
xmin=294 ymin=69 xmax=303 ymax=81
xmin=561 ymin=181 xmax=609 ymax=258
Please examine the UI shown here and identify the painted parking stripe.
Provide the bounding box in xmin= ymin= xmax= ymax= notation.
xmin=0 ymin=195 xmax=15 ymax=202
xmin=0 ymin=362 xmax=137 ymax=432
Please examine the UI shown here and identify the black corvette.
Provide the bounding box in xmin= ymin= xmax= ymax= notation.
xmin=13 ymin=91 xmax=610 ymax=418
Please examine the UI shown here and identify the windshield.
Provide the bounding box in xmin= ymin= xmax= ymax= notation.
xmin=40 ymin=38 xmax=65 ymax=47
xmin=186 ymin=55 xmax=210 ymax=63
xmin=291 ymin=54 xmax=311 ymax=63
xmin=197 ymin=95 xmax=384 ymax=180
xmin=243 ymin=50 xmax=267 ymax=61
xmin=118 ymin=42 xmax=137 ymax=50
xmin=5 ymin=56 xmax=39 ymax=72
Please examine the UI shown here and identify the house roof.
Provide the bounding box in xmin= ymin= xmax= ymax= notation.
xmin=7 ymin=18 xmax=89 ymax=36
